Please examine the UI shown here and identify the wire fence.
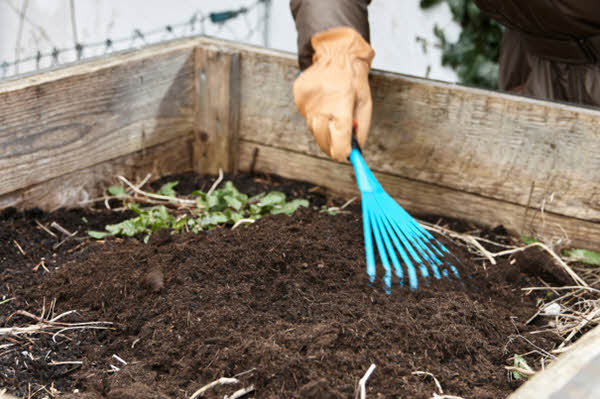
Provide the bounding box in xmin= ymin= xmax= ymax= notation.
xmin=1 ymin=0 xmax=272 ymax=79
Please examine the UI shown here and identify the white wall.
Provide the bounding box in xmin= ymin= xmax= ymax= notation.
xmin=0 ymin=0 xmax=459 ymax=81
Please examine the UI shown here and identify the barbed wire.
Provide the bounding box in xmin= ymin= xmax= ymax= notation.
xmin=1 ymin=0 xmax=271 ymax=79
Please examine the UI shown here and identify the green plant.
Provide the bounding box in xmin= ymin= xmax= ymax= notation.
xmin=510 ymin=354 xmax=533 ymax=380
xmin=563 ymin=249 xmax=600 ymax=266
xmin=419 ymin=0 xmax=503 ymax=89
xmin=88 ymin=179 xmax=308 ymax=243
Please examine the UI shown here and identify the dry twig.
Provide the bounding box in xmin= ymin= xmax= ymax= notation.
xmin=189 ymin=377 xmax=239 ymax=399
xmin=117 ymin=175 xmax=196 ymax=205
xmin=207 ymin=168 xmax=224 ymax=196
xmin=224 ymin=385 xmax=255 ymax=399
xmin=412 ymin=371 xmax=443 ymax=395
xmin=13 ymin=240 xmax=26 ymax=255
xmin=355 ymin=363 xmax=376 ymax=399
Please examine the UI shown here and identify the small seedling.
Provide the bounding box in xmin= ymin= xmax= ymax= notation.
xmin=511 ymin=354 xmax=533 ymax=380
xmin=563 ymin=248 xmax=600 ymax=266
xmin=88 ymin=179 xmax=308 ymax=242
xmin=320 ymin=205 xmax=340 ymax=216
xmin=520 ymin=235 xmax=538 ymax=245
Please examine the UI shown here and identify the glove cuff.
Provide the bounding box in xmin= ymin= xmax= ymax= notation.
xmin=311 ymin=27 xmax=375 ymax=67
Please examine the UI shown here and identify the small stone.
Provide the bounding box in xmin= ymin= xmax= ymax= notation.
xmin=142 ymin=268 xmax=164 ymax=292
xmin=542 ymin=303 xmax=560 ymax=316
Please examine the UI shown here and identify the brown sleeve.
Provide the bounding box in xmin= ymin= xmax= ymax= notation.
xmin=473 ymin=0 xmax=600 ymax=38
xmin=290 ymin=0 xmax=371 ymax=70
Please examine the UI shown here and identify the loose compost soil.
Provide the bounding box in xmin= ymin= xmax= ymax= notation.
xmin=1 ymin=173 xmax=569 ymax=399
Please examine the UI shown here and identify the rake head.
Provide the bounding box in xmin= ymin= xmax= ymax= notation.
xmin=349 ymin=148 xmax=461 ymax=292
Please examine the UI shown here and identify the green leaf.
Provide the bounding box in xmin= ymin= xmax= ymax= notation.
xmin=158 ymin=181 xmax=178 ymax=197
xmin=224 ymin=194 xmax=244 ymax=211
xmin=196 ymin=195 xmax=207 ymax=208
xmin=223 ymin=181 xmax=239 ymax=195
xmin=259 ymin=191 xmax=286 ymax=207
xmin=88 ymin=230 xmax=110 ymax=239
xmin=197 ymin=212 xmax=229 ymax=229
xmin=249 ymin=204 xmax=263 ymax=217
xmin=128 ymin=203 xmax=143 ymax=215
xmin=271 ymin=199 xmax=309 ymax=216
xmin=521 ymin=236 xmax=538 ymax=245
xmin=173 ymin=217 xmax=188 ymax=231
xmin=108 ymin=185 xmax=127 ymax=198
xmin=81 ymin=217 xmax=88 ymax=224
xmin=248 ymin=192 xmax=266 ymax=203
xmin=206 ymin=192 xmax=226 ymax=211
xmin=563 ymin=249 xmax=600 ymax=266
xmin=225 ymin=209 xmax=245 ymax=224
xmin=512 ymin=354 xmax=532 ymax=380
xmin=106 ymin=219 xmax=143 ymax=237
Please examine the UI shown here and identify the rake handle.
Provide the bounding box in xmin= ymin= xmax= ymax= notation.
xmin=351 ymin=121 xmax=362 ymax=154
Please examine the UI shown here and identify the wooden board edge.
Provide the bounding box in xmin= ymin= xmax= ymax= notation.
xmin=0 ymin=136 xmax=194 ymax=211
xmin=0 ymin=38 xmax=200 ymax=93
xmin=238 ymin=141 xmax=599 ymax=250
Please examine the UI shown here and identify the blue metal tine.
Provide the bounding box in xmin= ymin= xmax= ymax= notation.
xmin=380 ymin=195 xmax=443 ymax=280
xmin=361 ymin=197 xmax=376 ymax=283
xmin=372 ymin=207 xmax=405 ymax=287
xmin=368 ymin=204 xmax=393 ymax=292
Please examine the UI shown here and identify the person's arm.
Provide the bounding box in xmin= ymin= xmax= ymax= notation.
xmin=290 ymin=0 xmax=371 ymax=70
xmin=290 ymin=0 xmax=374 ymax=162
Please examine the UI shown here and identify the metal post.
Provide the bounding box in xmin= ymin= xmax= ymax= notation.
xmin=263 ymin=0 xmax=271 ymax=48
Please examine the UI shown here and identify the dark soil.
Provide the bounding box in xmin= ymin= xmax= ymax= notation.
xmin=0 ymin=173 xmax=569 ymax=399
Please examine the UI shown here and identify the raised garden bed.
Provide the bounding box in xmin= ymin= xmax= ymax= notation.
xmin=2 ymin=37 xmax=600 ymax=398
xmin=1 ymin=172 xmax=580 ymax=398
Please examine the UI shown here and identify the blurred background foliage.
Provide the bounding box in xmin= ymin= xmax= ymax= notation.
xmin=420 ymin=0 xmax=503 ymax=89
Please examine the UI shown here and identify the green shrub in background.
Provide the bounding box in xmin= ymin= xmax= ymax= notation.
xmin=419 ymin=0 xmax=503 ymax=89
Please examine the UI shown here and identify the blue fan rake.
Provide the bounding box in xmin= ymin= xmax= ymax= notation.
xmin=348 ymin=134 xmax=460 ymax=292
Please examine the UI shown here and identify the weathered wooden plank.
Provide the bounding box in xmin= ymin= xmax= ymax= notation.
xmin=235 ymin=49 xmax=600 ymax=223
xmin=238 ymin=141 xmax=599 ymax=249
xmin=0 ymin=136 xmax=193 ymax=211
xmin=0 ymin=39 xmax=198 ymax=197
xmin=193 ymin=48 xmax=241 ymax=174
xmin=509 ymin=325 xmax=600 ymax=399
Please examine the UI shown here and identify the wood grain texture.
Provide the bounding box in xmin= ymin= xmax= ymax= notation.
xmin=238 ymin=141 xmax=599 ymax=250
xmin=236 ymin=49 xmax=600 ymax=223
xmin=0 ymin=136 xmax=193 ymax=211
xmin=193 ymin=47 xmax=241 ymax=174
xmin=0 ymin=40 xmax=197 ymax=197
xmin=509 ymin=325 xmax=600 ymax=399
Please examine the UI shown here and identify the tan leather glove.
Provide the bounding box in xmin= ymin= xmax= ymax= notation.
xmin=293 ymin=27 xmax=375 ymax=161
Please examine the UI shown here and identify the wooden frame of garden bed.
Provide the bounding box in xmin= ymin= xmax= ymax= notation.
xmin=1 ymin=36 xmax=599 ymax=398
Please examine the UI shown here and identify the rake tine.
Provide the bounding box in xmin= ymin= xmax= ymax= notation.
xmin=405 ymin=217 xmax=462 ymax=280
xmin=382 ymin=195 xmax=459 ymax=280
xmin=375 ymin=195 xmax=430 ymax=280
xmin=361 ymin=196 xmax=376 ymax=284
xmin=405 ymin=218 xmax=463 ymax=276
xmin=384 ymin=196 xmax=445 ymax=260
xmin=400 ymin=225 xmax=444 ymax=279
xmin=367 ymin=204 xmax=393 ymax=292
xmin=377 ymin=210 xmax=419 ymax=290
xmin=371 ymin=207 xmax=405 ymax=288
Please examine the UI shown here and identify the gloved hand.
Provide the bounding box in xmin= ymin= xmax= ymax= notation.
xmin=293 ymin=27 xmax=375 ymax=161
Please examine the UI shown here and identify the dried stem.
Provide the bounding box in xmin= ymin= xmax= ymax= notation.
xmin=117 ymin=175 xmax=196 ymax=205
xmin=189 ymin=377 xmax=239 ymax=399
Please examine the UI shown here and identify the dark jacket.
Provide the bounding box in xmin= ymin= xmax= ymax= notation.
xmin=290 ymin=0 xmax=600 ymax=106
